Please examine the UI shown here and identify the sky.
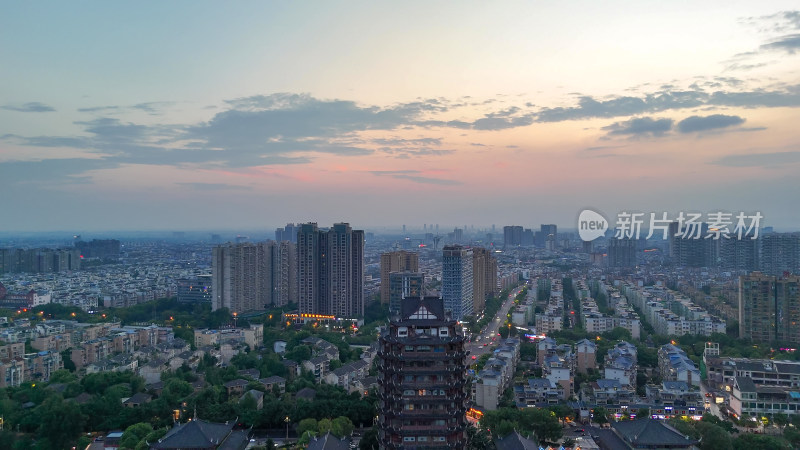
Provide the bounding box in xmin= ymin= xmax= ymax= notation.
xmin=2 ymin=1 xmax=799 ymax=232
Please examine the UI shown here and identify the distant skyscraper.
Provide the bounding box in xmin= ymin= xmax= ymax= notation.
xmin=377 ymin=296 xmax=469 ymax=449
xmin=297 ymin=223 xmax=364 ymax=318
xmin=521 ymin=228 xmax=535 ymax=246
xmin=607 ymin=238 xmax=637 ymax=268
xmin=503 ymin=226 xmax=523 ymax=247
xmin=275 ymin=223 xmax=300 ymax=243
xmin=760 ymin=233 xmax=800 ymax=276
xmin=541 ymin=224 xmax=558 ymax=250
xmin=442 ymin=245 xmax=473 ymax=320
xmin=740 ymin=272 xmax=800 ymax=344
xmin=388 ymin=271 xmax=424 ymax=316
xmin=380 ymin=251 xmax=420 ymax=305
xmin=453 ymin=228 xmax=464 ymax=243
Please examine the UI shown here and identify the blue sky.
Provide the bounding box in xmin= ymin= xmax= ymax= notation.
xmin=2 ymin=2 xmax=799 ymax=231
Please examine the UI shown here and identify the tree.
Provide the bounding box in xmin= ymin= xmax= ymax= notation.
xmin=318 ymin=418 xmax=333 ymax=435
xmin=467 ymin=425 xmax=493 ymax=450
xmin=36 ymin=395 xmax=87 ymax=449
xmin=119 ymin=423 xmax=153 ymax=450
xmin=698 ymin=425 xmax=730 ymax=450
xmin=331 ymin=416 xmax=354 ymax=438
xmin=773 ymin=412 xmax=789 ymax=431
xmin=732 ymin=433 xmax=791 ymax=450
xmin=592 ymin=407 xmax=609 ymax=425
xmin=297 ymin=430 xmax=317 ymax=447
xmin=359 ymin=427 xmax=379 ymax=450
xmin=635 ymin=407 xmax=650 ymax=419
xmin=548 ymin=404 xmax=575 ymax=423
xmin=48 ymin=369 xmax=77 ymax=384
xmin=297 ymin=418 xmax=319 ymax=436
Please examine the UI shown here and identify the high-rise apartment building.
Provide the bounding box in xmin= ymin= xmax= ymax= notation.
xmin=388 ymin=272 xmax=424 ymax=316
xmin=380 ymin=251 xmax=420 ymax=305
xmin=719 ymin=235 xmax=759 ymax=272
xmin=442 ymin=245 xmax=473 ymax=320
xmin=607 ymin=238 xmax=637 ymax=268
xmin=471 ymin=247 xmax=498 ymax=313
xmin=275 ymin=223 xmax=300 ymax=244
xmin=669 ymin=222 xmax=716 ymax=267
xmin=75 ymin=239 xmax=121 ymax=260
xmin=212 ymin=242 xmax=270 ymax=314
xmin=0 ymin=248 xmax=81 ymax=274
xmin=377 ymin=296 xmax=469 ymax=449
xmin=211 ymin=241 xmax=297 ymax=313
xmin=269 ymin=240 xmax=297 ymax=307
xmin=503 ymin=226 xmax=523 ymax=247
xmin=521 ymin=228 xmax=535 ymax=246
xmin=297 ymin=223 xmax=364 ymax=318
xmin=540 ymin=224 xmax=558 ymax=250
xmin=761 ymin=233 xmax=800 ymax=276
xmin=739 ymin=272 xmax=800 ymax=344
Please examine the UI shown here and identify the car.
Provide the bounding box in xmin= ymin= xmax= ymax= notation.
xmin=472 ymin=355 xmax=477 ymax=360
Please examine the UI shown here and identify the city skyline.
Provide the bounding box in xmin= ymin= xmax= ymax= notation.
xmin=2 ymin=2 xmax=800 ymax=231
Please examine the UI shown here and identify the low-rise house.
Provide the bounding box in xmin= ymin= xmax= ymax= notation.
xmin=582 ymin=379 xmax=634 ymax=405
xmin=296 ymin=387 xmax=316 ymax=401
xmin=646 ymin=381 xmax=703 ymax=414
xmin=658 ymin=344 xmax=701 ymax=387
xmin=140 ymin=359 xmax=168 ymax=384
xmin=515 ymin=378 xmax=564 ymax=407
xmin=351 ymin=376 xmax=378 ymax=397
xmin=0 ymin=357 xmax=25 ymax=387
xmin=282 ymin=359 xmax=300 ymax=377
xmin=238 ymin=368 xmax=260 ymax=380
xmin=260 ymin=375 xmax=286 ymax=394
xmin=223 ymin=378 xmax=249 ymax=396
xmin=302 ymin=355 xmax=331 ymax=382
xmin=123 ymin=392 xmax=152 ymax=408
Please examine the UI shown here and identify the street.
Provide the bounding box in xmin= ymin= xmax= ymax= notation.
xmin=466 ymin=285 xmax=524 ymax=359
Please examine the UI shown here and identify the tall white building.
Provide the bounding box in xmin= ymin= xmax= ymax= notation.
xmin=442 ymin=245 xmax=473 ymax=320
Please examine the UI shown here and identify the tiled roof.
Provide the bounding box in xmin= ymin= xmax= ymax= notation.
xmin=494 ymin=431 xmax=538 ymax=450
xmin=151 ymin=418 xmax=235 ymax=449
xmin=612 ymin=419 xmax=697 ymax=447
xmin=307 ymin=432 xmax=350 ymax=450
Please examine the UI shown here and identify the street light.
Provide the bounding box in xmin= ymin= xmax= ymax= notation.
xmin=285 ymin=416 xmax=290 ymax=440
